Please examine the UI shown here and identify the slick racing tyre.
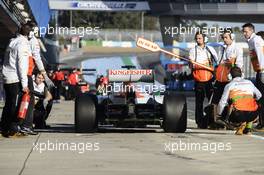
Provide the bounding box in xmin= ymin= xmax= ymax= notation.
xmin=75 ymin=93 xmax=98 ymax=133
xmin=163 ymin=91 xmax=187 ymax=133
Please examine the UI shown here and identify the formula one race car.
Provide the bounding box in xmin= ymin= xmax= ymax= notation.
xmin=74 ymin=66 xmax=187 ymax=133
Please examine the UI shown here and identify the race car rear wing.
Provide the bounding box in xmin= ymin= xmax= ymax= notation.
xmin=60 ymin=68 xmax=96 ymax=72
xmin=108 ymin=69 xmax=154 ymax=83
xmin=81 ymin=68 xmax=97 ymax=75
xmin=59 ymin=67 xmax=97 ymax=76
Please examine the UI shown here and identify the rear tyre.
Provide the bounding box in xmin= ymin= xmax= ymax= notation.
xmin=163 ymin=91 xmax=187 ymax=133
xmin=75 ymin=93 xmax=98 ymax=133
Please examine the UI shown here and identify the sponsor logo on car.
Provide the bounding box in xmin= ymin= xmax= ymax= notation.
xmin=108 ymin=69 xmax=152 ymax=75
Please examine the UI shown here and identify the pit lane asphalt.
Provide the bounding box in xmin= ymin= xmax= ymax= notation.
xmin=0 ymin=98 xmax=264 ymax=175
xmin=1 ymin=53 xmax=263 ymax=174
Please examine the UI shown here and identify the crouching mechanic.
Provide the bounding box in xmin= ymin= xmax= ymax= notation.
xmin=33 ymin=72 xmax=53 ymax=129
xmin=217 ymin=67 xmax=261 ymax=135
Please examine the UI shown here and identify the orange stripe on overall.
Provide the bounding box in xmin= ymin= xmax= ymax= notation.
xmin=229 ymin=90 xmax=258 ymax=111
xmin=28 ymin=56 xmax=35 ymax=76
xmin=215 ymin=57 xmax=236 ymax=82
xmin=192 ymin=61 xmax=213 ymax=82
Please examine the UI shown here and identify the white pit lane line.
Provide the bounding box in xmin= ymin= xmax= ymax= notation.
xmin=187 ymin=109 xmax=264 ymax=141
xmin=249 ymin=134 xmax=264 ymax=140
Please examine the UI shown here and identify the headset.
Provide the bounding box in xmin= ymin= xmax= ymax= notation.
xmin=222 ymin=28 xmax=235 ymax=40
xmin=195 ymin=32 xmax=208 ymax=43
xmin=204 ymin=35 xmax=208 ymax=43
xmin=230 ymin=33 xmax=235 ymax=40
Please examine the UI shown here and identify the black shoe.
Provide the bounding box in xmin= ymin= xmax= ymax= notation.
xmin=197 ymin=123 xmax=208 ymax=129
xmin=243 ymin=128 xmax=252 ymax=135
xmin=21 ymin=127 xmax=38 ymax=135
xmin=44 ymin=124 xmax=51 ymax=129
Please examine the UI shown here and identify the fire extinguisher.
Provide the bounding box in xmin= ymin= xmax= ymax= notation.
xmin=18 ymin=92 xmax=30 ymax=120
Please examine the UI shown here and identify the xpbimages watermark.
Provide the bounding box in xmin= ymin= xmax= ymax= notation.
xmin=33 ymin=140 xmax=100 ymax=154
xmin=39 ymin=24 xmax=100 ymax=37
xmin=164 ymin=140 xmax=232 ymax=154
xmin=97 ymin=82 xmax=166 ymax=95
xmin=164 ymin=24 xmax=232 ymax=37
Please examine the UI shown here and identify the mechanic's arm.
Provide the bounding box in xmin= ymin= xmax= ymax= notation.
xmin=209 ymin=46 xmax=219 ymax=65
xmin=253 ymin=84 xmax=262 ymax=100
xmin=254 ymin=38 xmax=264 ymax=70
xmin=31 ymin=38 xmax=54 ymax=88
xmin=188 ymin=48 xmax=195 ymax=69
xmin=218 ymin=46 xmax=225 ymax=65
xmin=42 ymin=87 xmax=53 ymax=109
xmin=217 ymin=84 xmax=231 ymax=115
xmin=31 ymin=39 xmax=55 ymax=88
xmin=44 ymin=87 xmax=53 ymax=101
xmin=234 ymin=46 xmax=244 ymax=69
xmin=31 ymin=38 xmax=45 ymax=72
xmin=18 ymin=44 xmax=29 ymax=92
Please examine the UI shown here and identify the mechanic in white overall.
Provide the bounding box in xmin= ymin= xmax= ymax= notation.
xmin=189 ymin=31 xmax=218 ymax=128
xmin=1 ymin=24 xmax=31 ymax=137
xmin=242 ymin=23 xmax=264 ymax=129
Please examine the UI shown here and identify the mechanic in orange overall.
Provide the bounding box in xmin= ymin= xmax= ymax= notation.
xmin=211 ymin=29 xmax=243 ymax=123
xmin=53 ymin=68 xmax=65 ymax=101
xmin=218 ymin=67 xmax=261 ymax=135
xmin=67 ymin=69 xmax=79 ymax=99
xmin=189 ymin=31 xmax=218 ymax=128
